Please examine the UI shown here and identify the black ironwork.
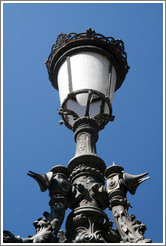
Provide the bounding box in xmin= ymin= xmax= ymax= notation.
xmin=105 ymin=163 xmax=151 ymax=243
xmin=58 ymin=89 xmax=114 ymax=130
xmin=3 ymin=116 xmax=151 ymax=243
xmin=45 ymin=28 xmax=129 ymax=92
xmin=3 ymin=29 xmax=151 ymax=244
xmin=46 ymin=28 xmax=129 ymax=76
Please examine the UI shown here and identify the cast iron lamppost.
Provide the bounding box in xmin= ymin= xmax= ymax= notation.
xmin=3 ymin=28 xmax=152 ymax=243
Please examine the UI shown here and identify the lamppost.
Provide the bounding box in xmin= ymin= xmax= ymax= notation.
xmin=3 ymin=28 xmax=152 ymax=243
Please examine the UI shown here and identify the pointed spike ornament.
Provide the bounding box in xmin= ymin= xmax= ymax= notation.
xmin=123 ymin=172 xmax=150 ymax=195
xmin=27 ymin=171 xmax=53 ymax=192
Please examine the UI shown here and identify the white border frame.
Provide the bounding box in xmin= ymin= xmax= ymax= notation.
xmin=1 ymin=1 xmax=165 ymax=245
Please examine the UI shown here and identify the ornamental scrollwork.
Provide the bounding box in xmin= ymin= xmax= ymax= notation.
xmin=45 ymin=28 xmax=129 ymax=77
xmin=3 ymin=217 xmax=57 ymax=243
xmin=65 ymin=211 xmax=115 ymax=243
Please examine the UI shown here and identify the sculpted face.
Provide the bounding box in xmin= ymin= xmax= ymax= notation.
xmin=73 ymin=175 xmax=95 ymax=189
xmin=33 ymin=218 xmax=48 ymax=233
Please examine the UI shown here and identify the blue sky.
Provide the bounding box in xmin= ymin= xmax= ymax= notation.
xmin=2 ymin=1 xmax=164 ymax=243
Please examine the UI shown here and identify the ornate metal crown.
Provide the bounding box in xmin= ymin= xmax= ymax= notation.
xmin=45 ymin=28 xmax=129 ymax=91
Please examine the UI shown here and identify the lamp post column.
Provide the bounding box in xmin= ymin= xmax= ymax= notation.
xmin=64 ymin=118 xmax=119 ymax=243
xmin=73 ymin=118 xmax=98 ymax=157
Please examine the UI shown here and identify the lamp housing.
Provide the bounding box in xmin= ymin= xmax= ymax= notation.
xmin=46 ymin=28 xmax=129 ymax=130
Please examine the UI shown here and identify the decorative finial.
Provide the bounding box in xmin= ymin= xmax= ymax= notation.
xmin=86 ymin=28 xmax=95 ymax=38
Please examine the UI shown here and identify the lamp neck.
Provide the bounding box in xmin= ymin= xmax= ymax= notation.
xmin=67 ymin=116 xmax=106 ymax=185
xmin=73 ymin=117 xmax=99 ymax=157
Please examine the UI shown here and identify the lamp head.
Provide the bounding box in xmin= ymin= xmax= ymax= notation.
xmin=46 ymin=28 xmax=129 ymax=130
